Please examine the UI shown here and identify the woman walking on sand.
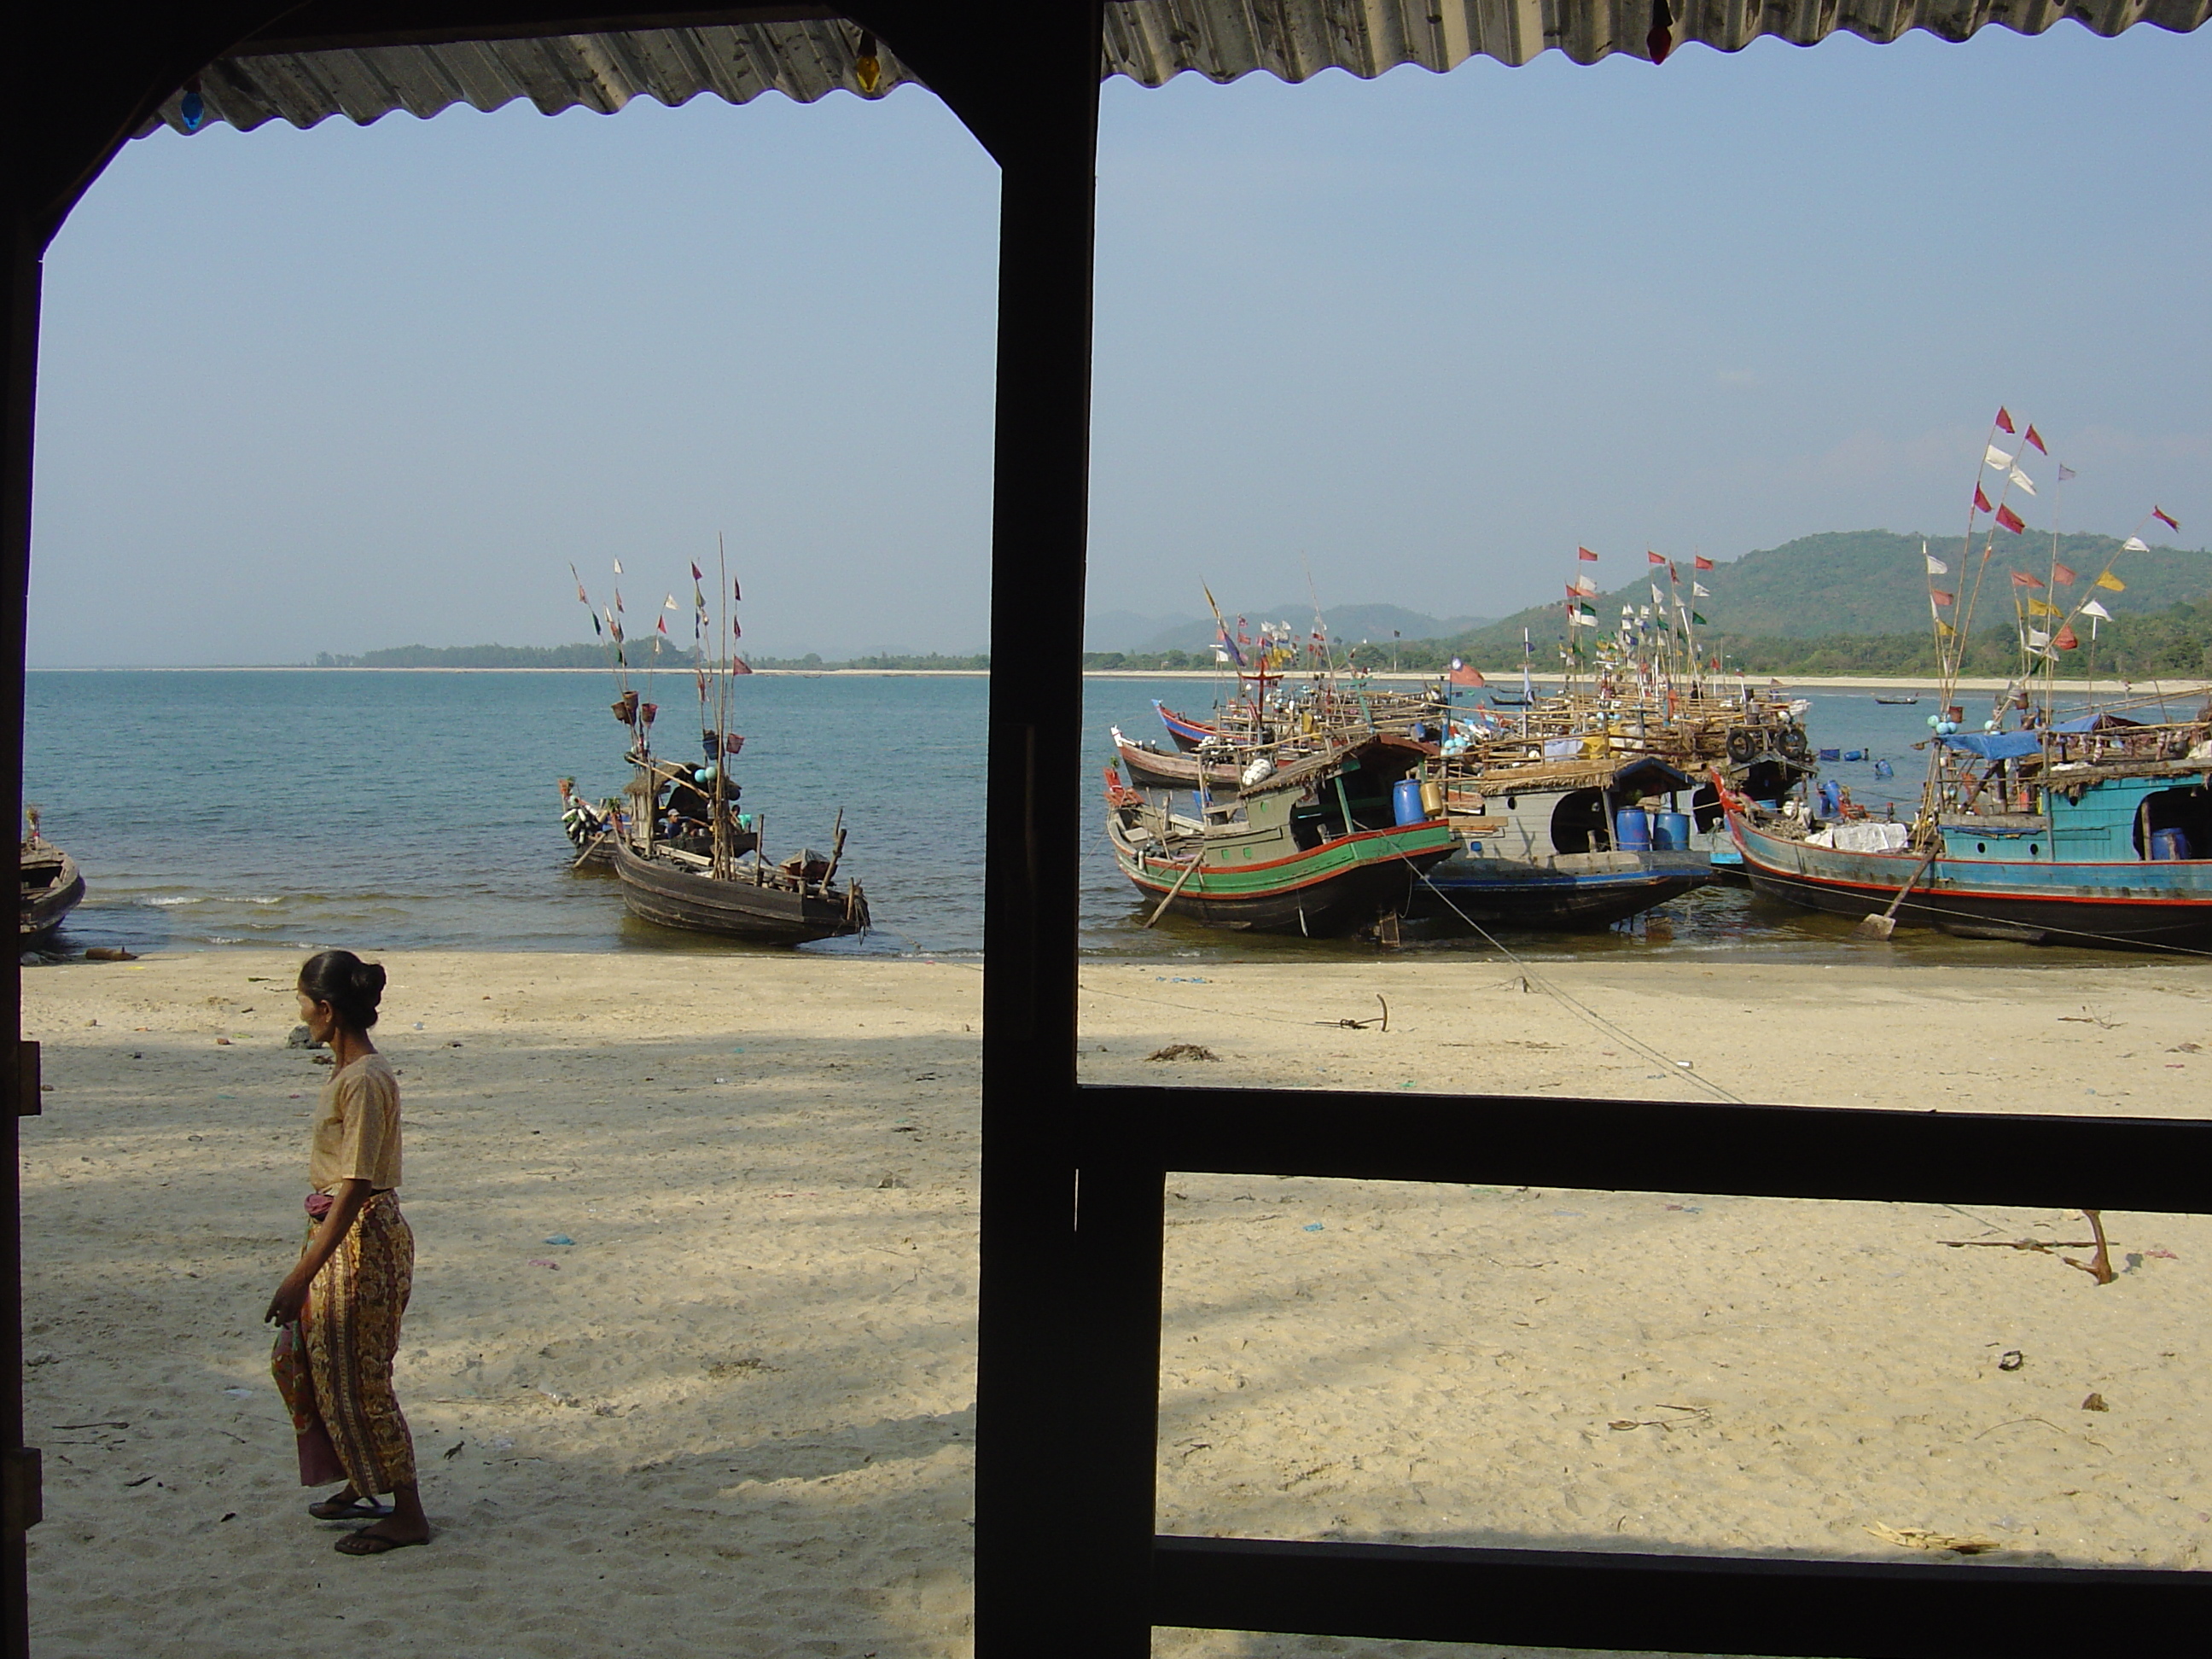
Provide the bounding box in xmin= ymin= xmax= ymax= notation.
xmin=265 ymin=950 xmax=429 ymax=1555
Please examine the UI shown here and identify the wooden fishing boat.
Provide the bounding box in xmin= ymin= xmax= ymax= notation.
xmin=1874 ymin=695 xmax=1921 ymax=706
xmin=1409 ymin=756 xmax=1715 ymax=931
xmin=1110 ymin=726 xmax=1245 ymax=794
xmin=20 ymin=812 xmax=84 ymax=943
xmin=613 ymin=836 xmax=868 ymax=945
xmin=1154 ymin=700 xmax=1216 ymax=752
xmin=1718 ymin=726 xmax=2212 ymax=950
xmin=1105 ymin=734 xmax=1453 ymax=935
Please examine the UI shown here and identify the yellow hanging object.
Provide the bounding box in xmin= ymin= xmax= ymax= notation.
xmin=2095 ymin=570 xmax=2126 ymax=592
xmin=2026 ymin=597 xmax=2064 ymax=618
xmin=855 ymin=32 xmax=882 ymax=94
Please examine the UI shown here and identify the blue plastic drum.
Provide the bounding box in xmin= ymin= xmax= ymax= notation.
xmin=1391 ymin=778 xmax=1425 ymax=826
xmin=1652 ymin=810 xmax=1691 ymax=851
xmin=1614 ymin=807 xmax=1652 ymax=851
xmin=2150 ymin=827 xmax=2192 ymax=861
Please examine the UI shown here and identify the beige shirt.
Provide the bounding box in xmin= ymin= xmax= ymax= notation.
xmin=309 ymin=1053 xmax=403 ymax=1195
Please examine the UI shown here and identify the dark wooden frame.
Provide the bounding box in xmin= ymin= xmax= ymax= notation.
xmin=4 ymin=7 xmax=2209 ymax=1657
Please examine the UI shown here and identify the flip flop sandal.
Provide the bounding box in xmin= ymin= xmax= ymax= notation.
xmin=309 ymin=1496 xmax=389 ymax=1521
xmin=334 ymin=1529 xmax=428 ymax=1556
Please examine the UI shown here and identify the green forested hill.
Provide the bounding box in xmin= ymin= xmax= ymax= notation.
xmin=1452 ymin=529 xmax=2212 ymax=653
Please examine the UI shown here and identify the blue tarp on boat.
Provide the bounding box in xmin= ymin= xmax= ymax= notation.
xmin=1937 ymin=731 xmax=2044 ymax=760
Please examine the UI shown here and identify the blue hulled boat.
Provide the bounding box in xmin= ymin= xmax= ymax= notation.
xmin=1720 ymin=717 xmax=2212 ymax=950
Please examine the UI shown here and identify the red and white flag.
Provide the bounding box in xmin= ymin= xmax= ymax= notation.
xmin=1972 ymin=484 xmax=1993 ymax=515
xmin=1994 ymin=407 xmax=2016 ymax=434
xmin=2011 ymin=569 xmax=2044 ymax=588
xmin=1995 ymin=504 xmax=2028 ymax=533
xmin=1693 ymin=555 xmax=1714 ymax=571
xmin=2154 ymin=506 xmax=2180 ymax=531
xmin=2023 ymin=425 xmax=2047 ymax=455
xmin=1578 ymin=546 xmax=1599 ymax=562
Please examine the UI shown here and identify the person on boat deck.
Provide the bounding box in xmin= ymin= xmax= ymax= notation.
xmin=661 ymin=771 xmax=711 ymax=837
xmin=265 ymin=950 xmax=429 ymax=1556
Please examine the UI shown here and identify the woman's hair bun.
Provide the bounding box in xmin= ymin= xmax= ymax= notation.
xmin=300 ymin=950 xmax=386 ymax=1030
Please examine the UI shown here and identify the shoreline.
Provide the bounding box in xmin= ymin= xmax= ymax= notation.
xmin=28 ymin=664 xmax=2209 ymax=696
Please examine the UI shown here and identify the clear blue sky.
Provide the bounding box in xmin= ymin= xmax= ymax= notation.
xmin=30 ymin=21 xmax=2211 ymax=666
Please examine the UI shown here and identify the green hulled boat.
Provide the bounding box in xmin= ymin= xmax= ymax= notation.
xmin=1105 ymin=733 xmax=1454 ymax=935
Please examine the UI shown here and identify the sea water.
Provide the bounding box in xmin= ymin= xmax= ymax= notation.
xmin=24 ymin=669 xmax=2057 ymax=963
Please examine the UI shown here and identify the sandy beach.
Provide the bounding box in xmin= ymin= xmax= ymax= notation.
xmin=20 ymin=949 xmax=2212 ymax=1657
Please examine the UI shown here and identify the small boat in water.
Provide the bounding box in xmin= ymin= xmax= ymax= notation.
xmin=613 ymin=833 xmax=868 ymax=945
xmin=20 ymin=808 xmax=84 ymax=943
xmin=1110 ymin=725 xmax=1247 ymax=795
xmin=1874 ymin=696 xmax=1921 ymax=706
xmin=559 ymin=777 xmax=618 ymax=870
xmin=1105 ymin=734 xmax=1453 ymax=935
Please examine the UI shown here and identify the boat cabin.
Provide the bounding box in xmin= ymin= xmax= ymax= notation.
xmin=1460 ymin=757 xmax=1697 ymax=864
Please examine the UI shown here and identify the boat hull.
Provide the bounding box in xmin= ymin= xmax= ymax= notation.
xmin=20 ymin=848 xmax=84 ymax=942
xmin=1727 ymin=807 xmax=2212 ymax=950
xmin=613 ymin=841 xmax=866 ymax=946
xmin=1411 ymin=849 xmax=1714 ymax=931
xmin=1115 ymin=736 xmax=1243 ymax=794
xmin=1113 ymin=819 xmax=1455 ymax=936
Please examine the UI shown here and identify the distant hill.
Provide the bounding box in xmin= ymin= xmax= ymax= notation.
xmin=1131 ymin=602 xmax=1492 ymax=656
xmin=1447 ymin=529 xmax=2212 ymax=656
xmin=1086 ymin=609 xmax=1202 ymax=655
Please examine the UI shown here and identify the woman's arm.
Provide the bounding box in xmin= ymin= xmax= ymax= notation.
xmin=264 ymin=1178 xmax=372 ymax=1325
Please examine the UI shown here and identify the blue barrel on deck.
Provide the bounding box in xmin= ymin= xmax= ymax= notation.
xmin=2151 ymin=827 xmax=2192 ymax=861
xmin=1652 ymin=810 xmax=1691 ymax=851
xmin=1613 ymin=807 xmax=1653 ymax=851
xmin=1391 ymin=778 xmax=1425 ymax=826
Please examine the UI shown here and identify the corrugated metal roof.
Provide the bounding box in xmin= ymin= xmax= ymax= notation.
xmin=148 ymin=0 xmax=2212 ymax=136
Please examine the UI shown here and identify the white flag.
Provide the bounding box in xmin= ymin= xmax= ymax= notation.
xmin=664 ymin=594 xmax=679 ymax=610
xmin=2028 ymin=627 xmax=2051 ymax=648
xmin=2122 ymin=536 xmax=2149 ymax=552
xmin=1693 ymin=582 xmax=1711 ymax=597
xmin=1984 ymin=445 xmax=2015 ymax=470
xmin=1924 ymin=553 xmax=1948 ymax=575
xmin=1575 ymin=576 xmax=1598 ymax=596
xmin=2008 ymin=466 xmax=2037 ymax=496
xmin=2081 ymin=600 xmax=2112 ymax=620
xmin=1650 ymin=584 xmax=1664 ymax=604
xmin=613 ymin=559 xmax=624 ymax=574
xmin=1571 ymin=612 xmax=1598 ymax=627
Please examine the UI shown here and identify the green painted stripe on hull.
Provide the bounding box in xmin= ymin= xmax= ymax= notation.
xmin=1116 ymin=822 xmax=1455 ymax=902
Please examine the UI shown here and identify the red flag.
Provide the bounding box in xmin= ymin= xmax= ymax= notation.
xmin=1447 ymin=658 xmax=1485 ymax=687
xmin=1995 ymin=504 xmax=2027 ymax=533
xmin=734 ymin=579 xmax=743 ymax=602
xmin=2154 ymin=506 xmax=2180 ymax=531
xmin=656 ymin=615 xmax=668 ymax=634
xmin=2011 ymin=569 xmax=2043 ymax=588
xmin=1647 ymin=550 xmax=1666 ymax=565
xmin=1930 ymin=589 xmax=1954 ymax=606
xmin=2051 ymin=562 xmax=2076 ymax=585
xmin=732 ymin=619 xmax=743 ymax=638
xmin=731 ymin=657 xmax=754 ymax=675
xmin=2052 ymin=624 xmax=2081 ymax=650
xmin=1578 ymin=546 xmax=1599 ymax=562
xmin=1994 ymin=407 xmax=2016 ymax=434
xmin=1668 ymin=562 xmax=1680 ymax=582
xmin=691 ymin=562 xmax=704 ymax=581
xmin=1972 ymin=484 xmax=1993 ymax=515
xmin=1693 ymin=556 xmax=1714 ymax=571
xmin=2023 ymin=425 xmax=2047 ymax=456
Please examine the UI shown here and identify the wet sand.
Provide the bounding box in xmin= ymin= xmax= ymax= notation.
xmin=20 ymin=949 xmax=2210 ymax=1657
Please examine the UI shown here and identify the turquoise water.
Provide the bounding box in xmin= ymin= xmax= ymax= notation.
xmin=24 ymin=669 xmax=1997 ymax=961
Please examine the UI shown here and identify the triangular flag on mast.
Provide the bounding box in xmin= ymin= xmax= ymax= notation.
xmin=1925 ymin=552 xmax=1948 ymax=574
xmin=1694 ymin=555 xmax=1714 ymax=571
xmin=2154 ymin=506 xmax=2180 ymax=530
xmin=1994 ymin=504 xmax=2028 ymax=533
xmin=2051 ymin=562 xmax=2076 ymax=585
xmin=1930 ymin=589 xmax=1954 ymax=607
xmin=2081 ymin=599 xmax=2112 ymax=620
xmin=2097 ymin=570 xmax=2127 ymax=591
xmin=1646 ymin=550 xmax=1667 ymax=565
xmin=2011 ymin=570 xmax=2044 ymax=588
xmin=1578 ymin=546 xmax=1599 ymax=562
xmin=1984 ymin=445 xmax=2014 ymax=470
xmin=2023 ymin=425 xmax=2047 ymax=455
xmin=2007 ymin=466 xmax=2036 ymax=495
xmin=1973 ymin=484 xmax=1993 ymax=515
xmin=1994 ymin=408 xmax=2016 ymax=434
